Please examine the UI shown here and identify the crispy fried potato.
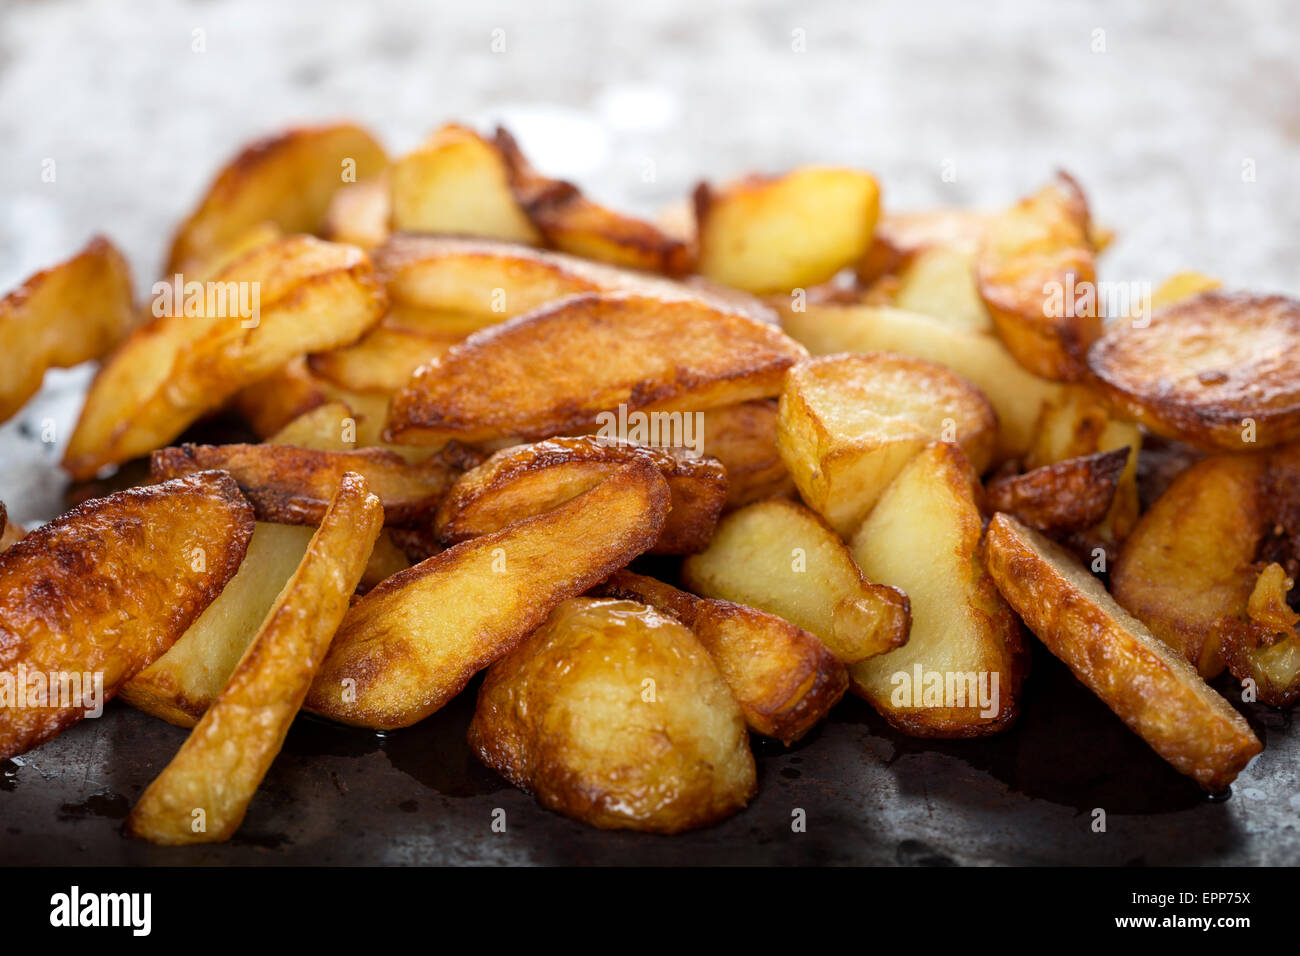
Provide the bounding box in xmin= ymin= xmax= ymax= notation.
xmin=682 ymin=498 xmax=909 ymax=664
xmin=64 ymin=236 xmax=387 ymax=479
xmin=600 ymin=571 xmax=847 ymax=744
xmin=890 ymin=245 xmax=992 ymax=333
xmin=436 ymin=436 xmax=727 ymax=555
xmin=1025 ymin=384 xmax=1141 ymax=549
xmin=166 ymin=123 xmax=388 ymax=276
xmin=983 ymin=513 xmax=1262 ymax=791
xmin=494 ymin=127 xmax=691 ymax=274
xmin=323 ymin=174 xmax=391 ymax=249
xmin=359 ymin=530 xmax=411 ymax=591
xmin=267 ymin=398 xmax=430 ymax=465
xmin=1112 ymin=445 xmax=1300 ymax=677
xmin=0 ymin=472 xmax=253 ymax=759
xmin=306 ymin=462 xmax=670 ymax=728
xmin=777 ymin=352 xmax=997 ymax=536
xmin=389 ymin=124 xmax=542 ymax=244
xmin=150 ymin=442 xmax=465 ymax=527
xmin=1089 ymin=291 xmax=1300 ymax=450
xmin=986 ymin=449 xmax=1128 ymax=534
xmin=975 ymin=173 xmax=1098 ymax=381
xmin=120 ymin=522 xmax=316 ymax=727
xmin=469 ymin=597 xmax=754 ymax=832
xmin=385 ymin=292 xmax=806 ymax=447
xmin=126 ymin=473 xmax=383 ymax=844
xmin=699 ymin=400 xmax=796 ymax=508
xmin=694 ymin=167 xmax=881 ymax=293
xmin=849 ymin=443 xmax=1023 ymax=736
xmin=779 ymin=302 xmax=1063 ymax=459
xmin=232 ymin=357 xmax=331 ymax=438
xmin=1220 ymin=563 xmax=1300 ymax=707
xmin=1151 ymin=271 xmax=1221 ymax=309
xmin=0 ymin=236 xmax=135 ymax=423
xmin=375 ymin=233 xmax=774 ymax=326
xmin=309 ymin=326 xmax=461 ymax=393
xmin=0 ymin=505 xmax=24 ymax=552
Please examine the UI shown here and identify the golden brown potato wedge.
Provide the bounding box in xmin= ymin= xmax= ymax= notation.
xmin=983 ymin=513 xmax=1262 ymax=791
xmin=600 ymin=571 xmax=847 ymax=744
xmin=126 ymin=473 xmax=383 ymax=844
xmin=699 ymin=401 xmax=796 ymax=508
xmin=494 ymin=127 xmax=692 ymax=275
xmin=166 ymin=123 xmax=388 ymax=276
xmin=323 ymin=174 xmax=391 ymax=250
xmin=436 ymin=436 xmax=727 ymax=555
xmin=1089 ymin=291 xmax=1300 ymax=451
xmin=694 ymin=167 xmax=881 ymax=293
xmin=385 ymin=292 xmax=806 ymax=447
xmin=986 ymin=448 xmax=1128 ymax=535
xmin=777 ymin=352 xmax=997 ymax=536
xmin=469 ymin=597 xmax=754 ymax=833
xmin=0 ymin=236 xmax=135 ymax=423
xmin=150 ymin=442 xmax=467 ymax=527
xmin=0 ymin=471 xmax=254 ymax=759
xmin=309 ymin=326 xmax=461 ymax=393
xmin=778 ymin=301 xmax=1063 ymax=460
xmin=890 ymin=245 xmax=992 ymax=334
xmin=120 ymin=522 xmax=316 ymax=727
xmin=232 ymin=356 xmax=331 ymax=438
xmin=1220 ymin=563 xmax=1300 ymax=707
xmin=374 ymin=233 xmax=774 ymax=326
xmin=1112 ymin=444 xmax=1300 ymax=678
xmin=1025 ymin=383 xmax=1141 ymax=550
xmin=975 ymin=172 xmax=1098 ymax=381
xmin=389 ymin=124 xmax=542 ymax=244
xmin=64 ymin=236 xmax=387 ymax=479
xmin=306 ymin=462 xmax=670 ymax=728
xmin=682 ymin=498 xmax=909 ymax=664
xmin=849 ymin=443 xmax=1024 ymax=737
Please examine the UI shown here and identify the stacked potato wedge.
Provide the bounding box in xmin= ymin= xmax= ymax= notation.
xmin=0 ymin=117 xmax=1293 ymax=844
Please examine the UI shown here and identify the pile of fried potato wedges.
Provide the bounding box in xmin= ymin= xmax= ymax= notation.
xmin=1 ymin=120 xmax=1297 ymax=842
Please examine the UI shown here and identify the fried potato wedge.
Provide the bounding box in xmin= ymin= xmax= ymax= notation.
xmin=983 ymin=513 xmax=1262 ymax=791
xmin=1112 ymin=445 xmax=1300 ymax=677
xmin=126 ymin=473 xmax=383 ymax=844
xmin=374 ymin=233 xmax=774 ymax=326
xmin=389 ymin=124 xmax=542 ymax=244
xmin=494 ymin=127 xmax=692 ymax=274
xmin=64 ymin=236 xmax=387 ymax=479
xmin=0 ymin=472 xmax=253 ymax=759
xmin=1026 ymin=384 xmax=1141 ymax=550
xmin=306 ymin=462 xmax=670 ymax=728
xmin=166 ymin=123 xmax=388 ymax=276
xmin=385 ymin=292 xmax=806 ymax=447
xmin=469 ymin=597 xmax=754 ymax=832
xmin=150 ymin=442 xmax=465 ymax=527
xmin=779 ymin=302 xmax=1063 ymax=460
xmin=975 ymin=173 xmax=1098 ymax=381
xmin=700 ymin=400 xmax=796 ymax=508
xmin=849 ymin=443 xmax=1024 ymax=737
xmin=600 ymin=571 xmax=847 ymax=744
xmin=323 ymin=174 xmax=391 ymax=250
xmin=267 ymin=398 xmax=429 ymax=466
xmin=1220 ymin=563 xmax=1300 ymax=707
xmin=682 ymin=498 xmax=910 ymax=664
xmin=436 ymin=436 xmax=727 ymax=555
xmin=890 ymin=245 xmax=992 ymax=334
xmin=986 ymin=449 xmax=1128 ymax=534
xmin=232 ymin=356 xmax=331 ymax=438
xmin=120 ymin=522 xmax=316 ymax=727
xmin=309 ymin=326 xmax=461 ymax=393
xmin=694 ymin=167 xmax=881 ymax=293
xmin=777 ymin=352 xmax=997 ymax=536
xmin=1089 ymin=291 xmax=1300 ymax=450
xmin=0 ymin=236 xmax=135 ymax=423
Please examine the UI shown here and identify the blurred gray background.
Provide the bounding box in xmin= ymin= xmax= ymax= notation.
xmin=3 ymin=0 xmax=1297 ymax=520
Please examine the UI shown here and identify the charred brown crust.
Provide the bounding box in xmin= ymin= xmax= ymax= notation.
xmin=150 ymin=443 xmax=464 ymax=527
xmin=0 ymin=471 xmax=253 ymax=760
xmin=1089 ymin=291 xmax=1300 ymax=450
xmin=436 ymin=435 xmax=727 ymax=554
xmin=986 ymin=448 xmax=1129 ymax=534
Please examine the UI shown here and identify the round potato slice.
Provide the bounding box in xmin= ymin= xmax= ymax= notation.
xmin=1089 ymin=291 xmax=1300 ymax=450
